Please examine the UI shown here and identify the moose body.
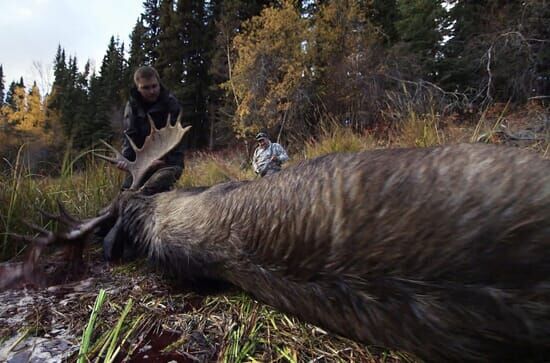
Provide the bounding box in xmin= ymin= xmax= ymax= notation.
xmin=114 ymin=143 xmax=550 ymax=362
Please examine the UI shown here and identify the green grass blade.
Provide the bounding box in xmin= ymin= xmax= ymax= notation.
xmin=104 ymin=298 xmax=134 ymax=363
xmin=78 ymin=289 xmax=107 ymax=363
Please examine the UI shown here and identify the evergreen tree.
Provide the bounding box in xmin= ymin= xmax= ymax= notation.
xmin=395 ymin=0 xmax=446 ymax=79
xmin=365 ymin=0 xmax=399 ymax=45
xmin=311 ymin=0 xmax=384 ymax=124
xmin=46 ymin=46 xmax=91 ymax=142
xmin=155 ymin=0 xmax=183 ymax=92
xmin=441 ymin=1 xmax=546 ymax=102
xmin=58 ymin=56 xmax=82 ymax=137
xmin=174 ymin=0 xmax=211 ymax=148
xmin=127 ymin=17 xmax=148 ymax=80
xmin=5 ymin=81 xmax=17 ymax=109
xmin=79 ymin=37 xmax=126 ymax=148
xmin=0 ymin=65 xmax=5 ymax=104
xmin=99 ymin=36 xmax=126 ymax=105
xmin=47 ymin=45 xmax=68 ymax=119
xmin=8 ymin=83 xmax=28 ymax=127
xmin=142 ymin=0 xmax=162 ymax=64
xmin=80 ymin=72 xmax=111 ymax=147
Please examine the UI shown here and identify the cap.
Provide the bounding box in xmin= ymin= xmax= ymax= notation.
xmin=255 ymin=132 xmax=268 ymax=141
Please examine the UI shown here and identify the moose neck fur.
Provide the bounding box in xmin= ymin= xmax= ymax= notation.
xmin=116 ymin=143 xmax=549 ymax=362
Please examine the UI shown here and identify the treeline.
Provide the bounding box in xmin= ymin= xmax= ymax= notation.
xmin=0 ymin=0 xmax=548 ymax=151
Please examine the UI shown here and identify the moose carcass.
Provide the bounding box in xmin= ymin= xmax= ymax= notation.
xmin=1 ymin=115 xmax=549 ymax=362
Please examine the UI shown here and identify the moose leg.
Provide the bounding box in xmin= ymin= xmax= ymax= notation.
xmin=103 ymin=218 xmax=126 ymax=261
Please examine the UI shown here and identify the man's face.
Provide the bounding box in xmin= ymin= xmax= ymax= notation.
xmin=136 ymin=77 xmax=160 ymax=103
xmin=258 ymin=138 xmax=268 ymax=148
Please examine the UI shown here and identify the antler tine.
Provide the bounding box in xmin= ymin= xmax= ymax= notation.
xmin=22 ymin=221 xmax=52 ymax=237
xmin=38 ymin=207 xmax=57 ymax=221
xmin=128 ymin=112 xmax=191 ymax=189
xmin=57 ymin=200 xmax=80 ymax=224
xmin=9 ymin=233 xmax=39 ymax=245
xmin=95 ymin=139 xmax=128 ymax=165
xmin=37 ymin=207 xmax=68 ymax=227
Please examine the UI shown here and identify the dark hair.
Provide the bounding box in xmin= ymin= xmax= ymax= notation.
xmin=134 ymin=66 xmax=161 ymax=85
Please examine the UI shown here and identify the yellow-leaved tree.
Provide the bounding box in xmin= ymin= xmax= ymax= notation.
xmin=228 ymin=0 xmax=312 ymax=140
xmin=11 ymin=82 xmax=46 ymax=133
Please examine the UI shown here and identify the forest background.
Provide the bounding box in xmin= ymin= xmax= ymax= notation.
xmin=0 ymin=0 xmax=548 ymax=172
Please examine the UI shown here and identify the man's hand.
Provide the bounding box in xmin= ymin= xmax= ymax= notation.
xmin=116 ymin=160 xmax=129 ymax=171
xmin=151 ymin=159 xmax=166 ymax=170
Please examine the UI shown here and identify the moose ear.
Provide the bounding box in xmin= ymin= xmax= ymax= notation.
xmin=140 ymin=166 xmax=182 ymax=195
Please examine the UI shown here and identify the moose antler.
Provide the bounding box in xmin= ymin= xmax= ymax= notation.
xmin=0 ymin=113 xmax=190 ymax=290
xmin=97 ymin=112 xmax=191 ymax=189
xmin=0 ymin=202 xmax=116 ymax=290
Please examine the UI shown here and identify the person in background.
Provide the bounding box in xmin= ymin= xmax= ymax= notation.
xmin=252 ymin=132 xmax=289 ymax=177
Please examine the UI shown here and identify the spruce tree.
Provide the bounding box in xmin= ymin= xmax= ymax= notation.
xmin=0 ymin=65 xmax=5 ymax=104
xmin=47 ymin=45 xmax=68 ymax=117
xmin=5 ymin=81 xmax=18 ymax=109
xmin=80 ymin=36 xmax=127 ymax=148
xmin=366 ymin=0 xmax=399 ymax=45
xmin=142 ymin=0 xmax=161 ymax=64
xmin=395 ymin=0 xmax=446 ymax=80
xmin=127 ymin=17 xmax=148 ymax=81
xmin=155 ymin=0 xmax=182 ymax=91
xmin=441 ymin=1 xmax=546 ymax=102
xmin=99 ymin=36 xmax=126 ymax=105
xmin=174 ymin=0 xmax=211 ymax=148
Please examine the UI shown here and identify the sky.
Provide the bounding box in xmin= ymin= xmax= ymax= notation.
xmin=0 ymin=0 xmax=144 ymax=94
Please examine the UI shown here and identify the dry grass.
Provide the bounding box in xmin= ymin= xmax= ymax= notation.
xmin=0 ymin=146 xmax=120 ymax=261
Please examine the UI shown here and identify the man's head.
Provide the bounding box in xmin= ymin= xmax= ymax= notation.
xmin=255 ymin=132 xmax=270 ymax=147
xmin=134 ymin=66 xmax=161 ymax=104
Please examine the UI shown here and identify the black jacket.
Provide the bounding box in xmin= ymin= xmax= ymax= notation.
xmin=121 ymin=85 xmax=185 ymax=188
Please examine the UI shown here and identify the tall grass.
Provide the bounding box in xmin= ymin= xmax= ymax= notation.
xmin=396 ymin=109 xmax=444 ymax=148
xmin=302 ymin=124 xmax=377 ymax=160
xmin=0 ymin=145 xmax=121 ymax=261
xmin=469 ymin=102 xmax=510 ymax=143
xmin=179 ymin=150 xmax=254 ymax=187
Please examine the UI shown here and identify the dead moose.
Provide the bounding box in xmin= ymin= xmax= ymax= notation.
xmin=1 ymin=114 xmax=549 ymax=362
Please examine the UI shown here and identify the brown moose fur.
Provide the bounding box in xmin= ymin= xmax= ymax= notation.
xmin=111 ymin=143 xmax=550 ymax=362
